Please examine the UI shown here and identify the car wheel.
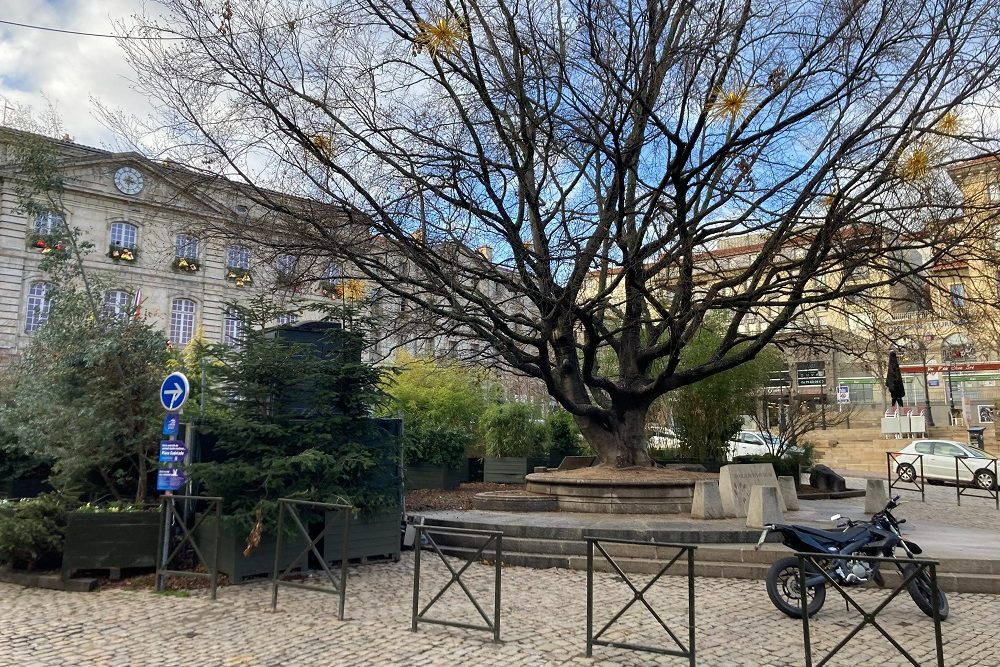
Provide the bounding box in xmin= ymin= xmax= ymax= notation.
xmin=974 ymin=469 xmax=997 ymax=491
xmin=896 ymin=463 xmax=916 ymax=483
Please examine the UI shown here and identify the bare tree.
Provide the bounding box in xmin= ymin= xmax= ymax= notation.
xmin=111 ymin=0 xmax=1000 ymax=467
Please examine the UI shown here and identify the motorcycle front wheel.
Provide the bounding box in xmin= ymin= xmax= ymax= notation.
xmin=903 ymin=563 xmax=949 ymax=620
xmin=766 ymin=556 xmax=827 ymax=618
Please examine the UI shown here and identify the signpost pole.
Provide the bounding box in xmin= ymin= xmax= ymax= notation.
xmin=157 ymin=372 xmax=191 ymax=582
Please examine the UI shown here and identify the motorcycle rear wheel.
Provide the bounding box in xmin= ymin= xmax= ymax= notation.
xmin=903 ymin=563 xmax=949 ymax=620
xmin=766 ymin=556 xmax=827 ymax=618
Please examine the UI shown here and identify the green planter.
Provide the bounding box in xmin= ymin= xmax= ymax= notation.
xmin=404 ymin=462 xmax=465 ymax=490
xmin=323 ymin=508 xmax=401 ymax=564
xmin=483 ymin=456 xmax=548 ymax=483
xmin=62 ymin=511 xmax=159 ymax=579
xmin=195 ymin=514 xmax=311 ymax=583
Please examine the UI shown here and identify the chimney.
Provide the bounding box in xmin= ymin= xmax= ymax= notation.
xmin=477 ymin=245 xmax=493 ymax=262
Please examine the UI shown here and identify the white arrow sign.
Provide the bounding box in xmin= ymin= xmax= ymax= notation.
xmin=164 ymin=383 xmax=184 ymax=409
xmin=159 ymin=372 xmax=190 ymax=411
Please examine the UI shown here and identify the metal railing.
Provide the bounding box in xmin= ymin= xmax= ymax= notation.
xmin=887 ymin=452 xmax=925 ymax=501
xmin=411 ymin=525 xmax=502 ymax=642
xmin=270 ymin=498 xmax=354 ymax=620
xmin=585 ymin=537 xmax=696 ymax=665
xmin=955 ymin=457 xmax=999 ymax=509
xmin=155 ymin=494 xmax=222 ymax=600
xmin=796 ymin=552 xmax=944 ymax=667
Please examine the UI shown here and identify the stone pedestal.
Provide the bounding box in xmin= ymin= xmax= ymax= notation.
xmin=719 ymin=464 xmax=779 ymax=517
xmin=864 ymin=478 xmax=889 ymax=514
xmin=778 ymin=476 xmax=799 ymax=511
xmin=691 ymin=480 xmax=725 ymax=520
xmin=746 ymin=485 xmax=784 ymax=529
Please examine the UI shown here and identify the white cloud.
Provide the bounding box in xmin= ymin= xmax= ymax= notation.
xmin=0 ymin=0 xmax=154 ymax=146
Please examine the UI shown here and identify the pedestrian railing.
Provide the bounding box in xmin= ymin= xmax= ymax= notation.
xmin=411 ymin=525 xmax=502 ymax=642
xmin=796 ymin=552 xmax=944 ymax=667
xmin=156 ymin=494 xmax=222 ymax=600
xmin=270 ymin=498 xmax=354 ymax=620
xmin=954 ymin=457 xmax=999 ymax=509
xmin=584 ymin=536 xmax=696 ymax=665
xmin=887 ymin=452 xmax=925 ymax=501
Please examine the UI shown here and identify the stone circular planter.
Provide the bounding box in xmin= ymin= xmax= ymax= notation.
xmin=472 ymin=490 xmax=559 ymax=512
xmin=525 ymin=471 xmax=699 ymax=513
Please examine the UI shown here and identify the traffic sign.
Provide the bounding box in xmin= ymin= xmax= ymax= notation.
xmin=837 ymin=385 xmax=850 ymax=405
xmin=156 ymin=468 xmax=187 ymax=492
xmin=159 ymin=372 xmax=190 ymax=411
xmin=162 ymin=412 xmax=180 ymax=436
xmin=158 ymin=440 xmax=187 ymax=463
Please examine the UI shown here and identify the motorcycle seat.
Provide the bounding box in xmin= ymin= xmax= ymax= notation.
xmin=793 ymin=524 xmax=869 ymax=545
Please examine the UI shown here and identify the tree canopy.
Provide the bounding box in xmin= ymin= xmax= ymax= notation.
xmin=114 ymin=0 xmax=1000 ymax=466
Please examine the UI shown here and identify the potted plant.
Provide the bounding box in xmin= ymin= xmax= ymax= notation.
xmin=481 ymin=403 xmax=549 ymax=483
xmin=191 ymin=301 xmax=398 ymax=580
xmin=61 ymin=501 xmax=159 ymax=579
xmin=403 ymin=424 xmax=469 ymax=490
xmin=0 ymin=494 xmax=70 ymax=572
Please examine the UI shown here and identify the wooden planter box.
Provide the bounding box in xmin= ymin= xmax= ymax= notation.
xmin=404 ymin=462 xmax=465 ymax=490
xmin=323 ymin=508 xmax=401 ymax=564
xmin=62 ymin=511 xmax=159 ymax=579
xmin=195 ymin=514 xmax=311 ymax=583
xmin=483 ymin=456 xmax=548 ymax=483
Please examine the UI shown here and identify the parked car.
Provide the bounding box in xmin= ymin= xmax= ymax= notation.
xmin=894 ymin=440 xmax=998 ymax=490
xmin=647 ymin=426 xmax=680 ymax=450
xmin=727 ymin=431 xmax=798 ymax=459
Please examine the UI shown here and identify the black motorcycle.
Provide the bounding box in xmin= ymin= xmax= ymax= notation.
xmin=755 ymin=495 xmax=948 ymax=619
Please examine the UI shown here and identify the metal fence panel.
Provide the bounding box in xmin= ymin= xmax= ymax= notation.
xmin=796 ymin=552 xmax=944 ymax=667
xmin=584 ymin=536 xmax=696 ymax=666
xmin=954 ymin=457 xmax=999 ymax=509
xmin=155 ymin=494 xmax=223 ymax=600
xmin=887 ymin=452 xmax=925 ymax=501
xmin=411 ymin=525 xmax=502 ymax=642
xmin=270 ymin=498 xmax=354 ymax=620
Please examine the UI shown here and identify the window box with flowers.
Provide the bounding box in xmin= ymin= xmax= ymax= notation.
xmin=226 ymin=267 xmax=253 ymax=288
xmin=27 ymin=234 xmax=67 ymax=256
xmin=320 ymin=279 xmax=365 ymax=301
xmin=108 ymin=244 xmax=138 ymax=263
xmin=319 ymin=280 xmax=342 ymax=298
xmin=172 ymin=257 xmax=200 ymax=273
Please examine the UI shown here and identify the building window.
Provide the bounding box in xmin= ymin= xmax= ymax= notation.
xmin=175 ymin=234 xmax=199 ymax=260
xmin=34 ymin=212 xmax=63 ymax=235
xmin=950 ymin=283 xmax=965 ymax=309
xmin=276 ymin=254 xmax=297 ymax=276
xmin=276 ymin=312 xmax=298 ymax=326
xmin=110 ymin=222 xmax=138 ymax=250
xmin=169 ymin=298 xmax=196 ymax=346
xmin=104 ymin=290 xmax=130 ymax=319
xmin=222 ymin=308 xmax=244 ymax=348
xmin=226 ymin=244 xmax=250 ymax=270
xmin=323 ymin=262 xmax=341 ymax=280
xmin=988 ymin=182 xmax=1000 ymax=202
xmin=25 ymin=282 xmax=52 ymax=333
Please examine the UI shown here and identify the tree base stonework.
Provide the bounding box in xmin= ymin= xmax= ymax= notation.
xmin=524 ymin=467 xmax=714 ymax=513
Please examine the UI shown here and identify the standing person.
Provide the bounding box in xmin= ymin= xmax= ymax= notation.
xmin=886 ymin=351 xmax=906 ymax=408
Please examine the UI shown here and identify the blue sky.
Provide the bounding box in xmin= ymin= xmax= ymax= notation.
xmin=0 ymin=0 xmax=153 ymax=145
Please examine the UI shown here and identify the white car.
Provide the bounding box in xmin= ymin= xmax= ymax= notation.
xmin=727 ymin=431 xmax=791 ymax=458
xmin=647 ymin=426 xmax=679 ymax=449
xmin=894 ymin=439 xmax=998 ymax=490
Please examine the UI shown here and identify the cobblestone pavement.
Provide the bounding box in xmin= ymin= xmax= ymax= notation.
xmin=2 ymin=551 xmax=997 ymax=667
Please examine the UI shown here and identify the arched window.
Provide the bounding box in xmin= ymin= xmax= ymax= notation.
xmin=25 ymin=282 xmax=52 ymax=333
xmin=104 ymin=290 xmax=130 ymax=319
xmin=34 ymin=212 xmax=63 ymax=235
xmin=169 ymin=298 xmax=196 ymax=346
xmin=276 ymin=254 xmax=297 ymax=276
xmin=222 ymin=308 xmax=244 ymax=347
xmin=110 ymin=222 xmax=138 ymax=250
xmin=175 ymin=234 xmax=199 ymax=260
xmin=226 ymin=244 xmax=250 ymax=270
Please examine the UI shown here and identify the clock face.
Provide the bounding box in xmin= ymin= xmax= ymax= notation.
xmin=114 ymin=167 xmax=144 ymax=195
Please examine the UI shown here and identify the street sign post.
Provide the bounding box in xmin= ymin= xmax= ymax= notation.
xmin=837 ymin=385 xmax=850 ymax=405
xmin=158 ymin=440 xmax=187 ymax=463
xmin=162 ymin=412 xmax=180 ymax=437
xmin=156 ymin=469 xmax=187 ymax=492
xmin=159 ymin=372 xmax=190 ymax=412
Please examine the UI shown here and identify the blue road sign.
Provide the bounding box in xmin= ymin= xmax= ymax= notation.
xmin=158 ymin=440 xmax=187 ymax=463
xmin=159 ymin=372 xmax=190 ymax=411
xmin=156 ymin=468 xmax=187 ymax=492
xmin=162 ymin=412 xmax=180 ymax=437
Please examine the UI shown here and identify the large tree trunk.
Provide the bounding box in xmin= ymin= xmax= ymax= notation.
xmin=576 ymin=405 xmax=652 ymax=467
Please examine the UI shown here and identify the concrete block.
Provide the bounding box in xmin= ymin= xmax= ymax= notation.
xmin=864 ymin=478 xmax=889 ymax=514
xmin=778 ymin=476 xmax=799 ymax=511
xmin=746 ymin=485 xmax=784 ymax=529
xmin=691 ymin=480 xmax=725 ymax=520
xmin=720 ymin=464 xmax=780 ymax=517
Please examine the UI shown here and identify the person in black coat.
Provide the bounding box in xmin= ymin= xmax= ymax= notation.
xmin=886 ymin=350 xmax=906 ymax=408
